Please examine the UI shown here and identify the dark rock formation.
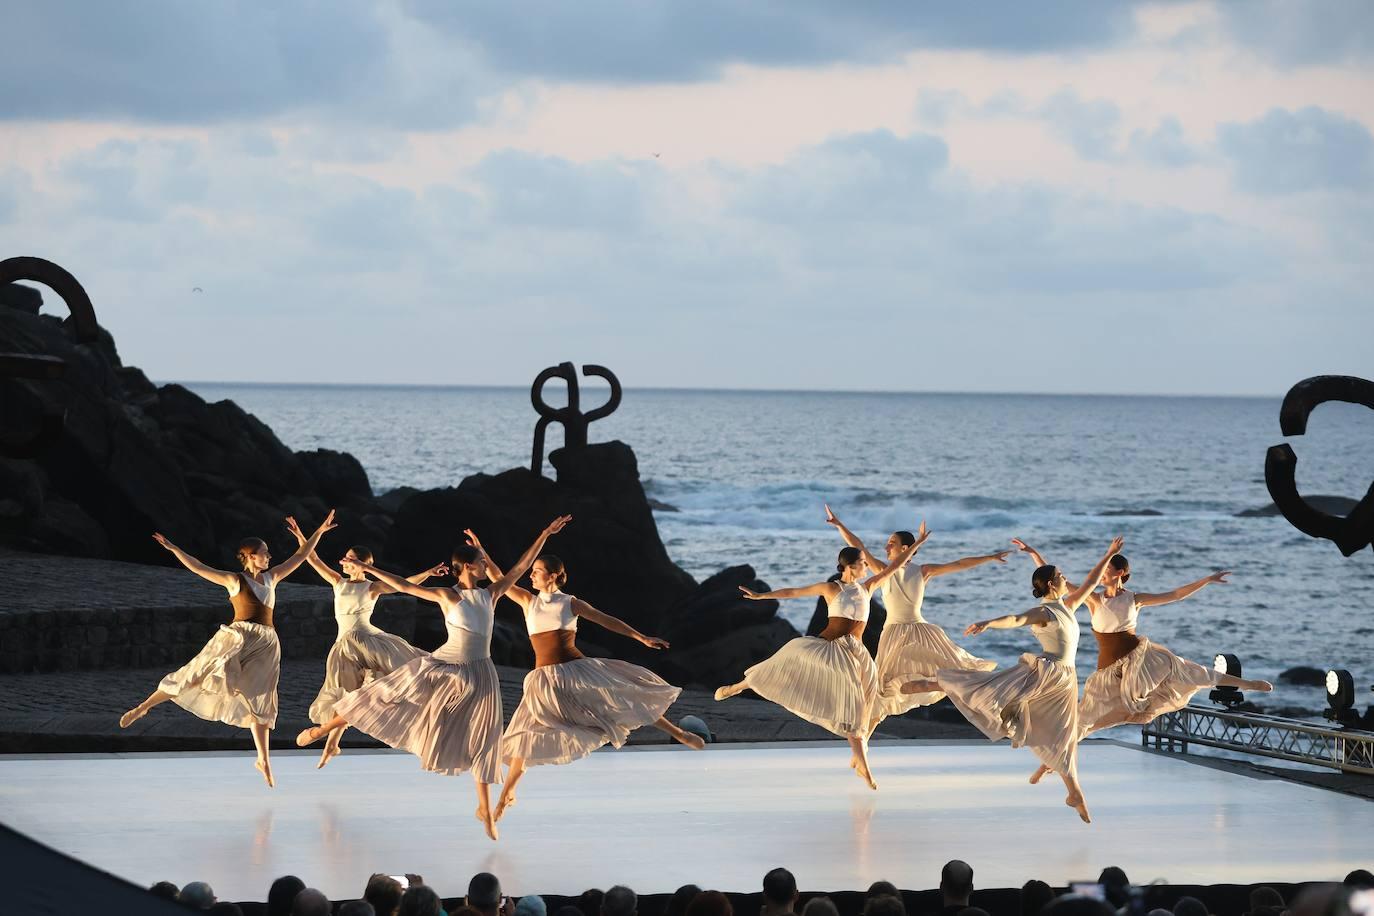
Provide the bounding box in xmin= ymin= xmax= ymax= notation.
xmin=1237 ymin=496 xmax=1359 ymax=518
xmin=1279 ymin=665 xmax=1327 ymax=687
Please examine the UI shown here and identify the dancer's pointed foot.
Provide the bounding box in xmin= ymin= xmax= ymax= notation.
xmin=255 ymin=758 xmax=275 ymax=789
xmin=1066 ymin=793 xmax=1091 ymax=823
xmin=493 ymin=793 xmax=516 ymax=823
xmin=678 ymin=732 xmax=706 ymax=750
xmin=476 ymin=806 xmax=499 ymax=841
xmin=714 ymin=684 xmax=741 ymax=701
xmin=855 ymin=760 xmax=878 ymax=791
xmin=119 ymin=706 xmax=147 ymax=729
xmin=295 ymin=726 xmax=323 ymax=747
xmin=900 ymin=679 xmax=939 ymax=695
xmin=316 ymin=744 xmax=341 ymax=769
xmin=1029 ymin=764 xmax=1051 ymax=785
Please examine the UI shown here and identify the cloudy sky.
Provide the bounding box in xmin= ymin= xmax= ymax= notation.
xmin=2 ymin=1 xmax=1372 ymax=395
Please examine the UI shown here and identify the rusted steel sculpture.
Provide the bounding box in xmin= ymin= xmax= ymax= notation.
xmin=0 ymin=257 xmax=100 ymax=457
xmin=530 ymin=361 xmax=622 ymax=475
xmin=1265 ymin=375 xmax=1374 ymax=556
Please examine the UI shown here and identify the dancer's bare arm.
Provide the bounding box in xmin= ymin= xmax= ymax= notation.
xmin=1136 ymin=571 xmax=1229 ymax=607
xmin=922 ymin=550 xmax=1012 ymax=580
xmin=963 ymin=606 xmax=1055 ymax=636
xmin=1011 ymin=537 xmax=1097 ymax=608
xmin=739 ymin=581 xmax=840 ymax=601
xmin=481 ymin=515 xmax=573 ymax=600
xmin=151 ymin=533 xmax=239 ymax=589
xmin=285 ymin=517 xmax=343 ymax=586
xmin=1063 ymin=537 xmax=1124 ymax=613
xmin=571 ymin=598 xmax=669 ymax=650
xmin=355 ymin=561 xmax=451 ymax=604
xmin=824 ymin=504 xmax=884 ymax=573
xmin=464 ymin=532 xmax=536 ymax=608
xmin=371 ymin=562 xmax=450 ymax=597
xmin=863 ymin=525 xmax=929 ymax=591
xmin=270 ymin=511 xmax=337 ymax=582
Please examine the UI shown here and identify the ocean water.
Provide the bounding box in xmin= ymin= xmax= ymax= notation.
xmin=188 ymin=383 xmax=1374 ymax=718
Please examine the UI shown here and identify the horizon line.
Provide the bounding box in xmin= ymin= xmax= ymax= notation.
xmin=172 ymin=378 xmax=1282 ymax=400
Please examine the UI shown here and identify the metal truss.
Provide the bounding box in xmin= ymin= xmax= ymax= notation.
xmin=1141 ymin=705 xmax=1374 ymax=775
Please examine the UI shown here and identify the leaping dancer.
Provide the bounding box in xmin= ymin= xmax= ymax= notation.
xmin=715 ymin=533 xmax=925 ymax=790
xmin=902 ymin=536 xmax=1124 ymax=823
xmin=296 ymin=515 xmax=571 ymax=841
xmin=824 ymin=505 xmax=1006 ymax=739
xmin=120 ymin=511 xmax=338 ymax=788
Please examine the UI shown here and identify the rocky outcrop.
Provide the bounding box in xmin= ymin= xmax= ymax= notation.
xmin=1279 ymin=665 xmax=1327 ymax=687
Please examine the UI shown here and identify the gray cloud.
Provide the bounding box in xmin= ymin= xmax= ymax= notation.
xmin=1220 ymin=0 xmax=1374 ymax=67
xmin=1041 ymin=90 xmax=1123 ymax=162
xmin=1219 ymin=106 xmax=1374 ymax=194
xmin=1127 ymin=117 xmax=1200 ymax=168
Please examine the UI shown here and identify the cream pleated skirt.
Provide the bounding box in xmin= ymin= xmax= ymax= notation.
xmin=739 ymin=634 xmax=878 ymax=739
xmin=938 ymin=653 xmax=1079 ymax=777
xmin=1079 ymin=636 xmax=1217 ymax=737
xmin=308 ymin=627 xmax=423 ymax=724
xmin=158 ymin=620 xmax=280 ymax=729
xmin=872 ymin=621 xmax=997 ymax=721
xmin=334 ymin=654 xmax=503 ymax=782
xmin=502 ymin=657 xmax=681 ymax=767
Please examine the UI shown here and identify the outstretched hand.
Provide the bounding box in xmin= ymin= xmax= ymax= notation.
xmin=739 ymin=586 xmax=765 ymax=600
xmin=544 ymin=514 xmax=573 ymax=536
xmin=964 ymin=620 xmax=989 ymax=637
xmin=990 ymin=550 xmax=1012 ymax=563
xmin=151 ymin=532 xmax=175 ymax=552
xmin=1106 ymin=535 xmax=1124 ymax=556
xmin=284 ymin=516 xmax=307 ymax=545
xmin=316 ymin=509 xmax=338 ymax=535
xmin=426 ymin=562 xmax=450 ymax=578
xmin=824 ymin=503 xmax=840 ymax=527
xmin=1207 ymin=570 xmax=1231 ymax=584
xmin=1010 ymin=538 xmax=1033 ymax=554
xmin=463 ymin=528 xmax=485 ymax=552
xmin=641 ymin=635 xmax=670 ymax=650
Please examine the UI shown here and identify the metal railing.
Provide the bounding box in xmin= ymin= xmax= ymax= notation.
xmin=1140 ymin=705 xmax=1374 ymax=776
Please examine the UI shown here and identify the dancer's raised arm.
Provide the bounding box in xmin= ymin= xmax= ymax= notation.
xmin=571 ymin=597 xmax=670 ymax=650
xmin=824 ymin=504 xmax=884 ymax=573
xmin=354 ymin=561 xmax=451 ymax=604
xmin=1136 ymin=570 xmax=1229 ymax=608
xmin=963 ymin=606 xmax=1057 ymax=637
xmin=285 ymin=517 xmax=343 ymax=586
xmin=1010 ymin=538 xmax=1048 ymax=567
xmin=151 ymin=533 xmax=239 ymax=589
xmin=922 ymin=549 xmax=1012 ymax=579
xmin=1063 ymin=537 xmax=1124 ymax=612
xmin=862 ymin=525 xmax=928 ymax=591
xmin=476 ymin=516 xmax=572 ymax=600
xmin=271 ymin=511 xmax=337 ymax=582
xmin=740 ymin=580 xmax=840 ymax=602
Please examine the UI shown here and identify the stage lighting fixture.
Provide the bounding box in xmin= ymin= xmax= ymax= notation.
xmin=1324 ymin=669 xmax=1360 ymax=726
xmin=1209 ymin=653 xmax=1245 ymax=709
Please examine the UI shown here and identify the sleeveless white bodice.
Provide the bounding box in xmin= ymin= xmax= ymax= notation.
xmin=1092 ymin=589 xmax=1139 ymax=633
xmin=880 ymin=567 xmax=926 ymax=624
xmin=525 ymin=590 xmax=578 ymax=634
xmin=227 ymin=572 xmax=276 ymax=608
xmin=332 ymin=580 xmax=380 ymax=634
xmin=1031 ymin=599 xmax=1079 ymax=667
xmin=431 ymin=588 xmax=494 ymax=663
xmin=828 ymin=581 xmax=871 ymax=623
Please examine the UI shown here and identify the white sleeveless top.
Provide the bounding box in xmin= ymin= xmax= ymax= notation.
xmin=1092 ymin=589 xmax=1139 ymax=633
xmin=525 ymin=590 xmax=578 ymax=635
xmin=332 ymin=579 xmax=381 ymax=634
xmin=226 ymin=573 xmax=276 ymax=608
xmin=880 ymin=567 xmax=926 ymax=624
xmin=828 ymin=581 xmax=872 ymax=623
xmin=1030 ymin=599 xmax=1079 ymax=668
xmin=431 ymin=588 xmax=494 ymax=663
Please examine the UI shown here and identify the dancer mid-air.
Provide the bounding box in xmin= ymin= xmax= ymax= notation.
xmin=120 ymin=511 xmax=338 ymax=788
xmin=1010 ymin=539 xmax=1272 ymax=755
xmin=286 ymin=518 xmax=448 ymax=769
xmin=491 ymin=544 xmax=703 ymax=824
xmin=902 ymin=536 xmax=1124 ymax=823
xmin=716 ymin=531 xmax=926 ymax=790
xmin=296 ymin=515 xmax=571 ymax=841
xmin=824 ymin=505 xmax=1007 ymax=737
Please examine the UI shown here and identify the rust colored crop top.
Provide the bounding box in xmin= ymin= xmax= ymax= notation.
xmin=227 ymin=572 xmax=275 ymax=627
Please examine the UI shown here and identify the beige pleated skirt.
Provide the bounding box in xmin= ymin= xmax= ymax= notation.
xmin=1079 ymin=636 xmax=1218 ymax=737
xmin=938 ymin=653 xmax=1079 ymax=778
xmin=333 ymin=654 xmax=503 ymax=781
xmin=158 ymin=620 xmax=281 ymax=729
xmin=739 ymin=634 xmax=878 ymax=738
xmin=308 ymin=627 xmax=423 ymax=724
xmin=502 ymin=658 xmax=681 ymax=767
xmin=872 ymin=621 xmax=997 ymax=721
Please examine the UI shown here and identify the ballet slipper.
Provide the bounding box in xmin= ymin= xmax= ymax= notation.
xmin=295 ymin=726 xmax=323 ymax=747
xmin=119 ymin=706 xmax=147 ymax=729
xmin=1065 ymin=793 xmax=1091 ymax=823
xmin=255 ymin=758 xmax=275 ymax=789
xmin=1029 ymin=764 xmax=1050 ymax=785
xmin=317 ymin=744 xmax=341 ymax=769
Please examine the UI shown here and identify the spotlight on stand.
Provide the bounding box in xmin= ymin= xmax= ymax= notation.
xmin=1210 ymin=653 xmax=1246 ymax=709
xmin=1324 ymin=669 xmax=1374 ymax=729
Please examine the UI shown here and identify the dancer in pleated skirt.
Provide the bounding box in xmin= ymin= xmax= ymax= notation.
xmin=902 ymin=536 xmax=1124 ymax=823
xmin=286 ymin=520 xmax=447 ymax=769
xmin=1011 ymin=540 xmax=1271 ymax=750
xmin=715 ymin=533 xmax=925 ymax=790
xmin=119 ymin=511 xmax=338 ymax=788
xmin=491 ymin=548 xmax=703 ymax=823
xmin=824 ymin=505 xmax=1007 ymax=737
xmin=297 ymin=515 xmax=571 ymax=841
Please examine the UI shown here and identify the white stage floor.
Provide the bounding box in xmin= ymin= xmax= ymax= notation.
xmin=1 ymin=741 xmax=1369 ymax=901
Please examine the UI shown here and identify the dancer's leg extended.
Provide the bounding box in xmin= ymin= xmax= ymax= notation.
xmin=474 ymin=778 xmax=498 ymax=841
xmin=119 ymin=689 xmax=172 ymax=728
xmin=848 ymin=734 xmax=877 ymax=791
xmin=251 ymin=722 xmax=274 ymax=788
xmin=494 ymin=758 xmax=526 ymax=822
xmin=653 ymin=717 xmax=706 ymax=749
